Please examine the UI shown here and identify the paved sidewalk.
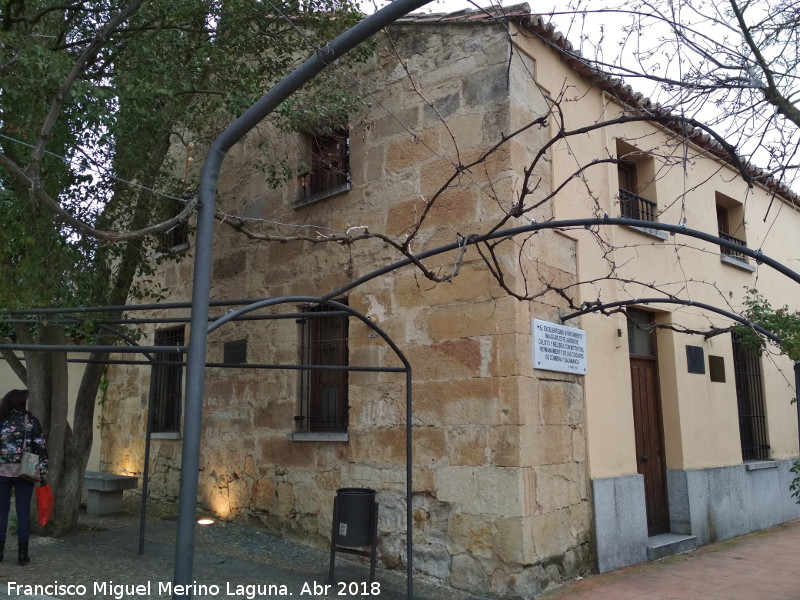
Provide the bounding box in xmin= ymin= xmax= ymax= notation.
xmin=540 ymin=518 xmax=800 ymax=600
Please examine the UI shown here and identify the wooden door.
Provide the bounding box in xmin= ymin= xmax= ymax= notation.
xmin=630 ymin=356 xmax=669 ymax=535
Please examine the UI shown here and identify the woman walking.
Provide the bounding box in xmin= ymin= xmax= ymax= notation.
xmin=0 ymin=389 xmax=47 ymax=565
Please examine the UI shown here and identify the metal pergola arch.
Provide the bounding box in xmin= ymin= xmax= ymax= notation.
xmin=563 ymin=297 xmax=782 ymax=342
xmin=316 ymin=217 xmax=800 ymax=302
xmin=207 ymin=296 xmax=415 ymax=598
xmin=307 ymin=217 xmax=800 ymax=489
xmin=313 ymin=217 xmax=800 ymax=442
xmin=172 ymin=217 xmax=800 ymax=597
xmin=0 ymin=295 xmax=417 ymax=596
xmin=317 ymin=216 xmax=800 ymax=445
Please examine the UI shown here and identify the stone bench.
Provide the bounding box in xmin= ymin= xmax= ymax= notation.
xmin=83 ymin=471 xmax=138 ymax=516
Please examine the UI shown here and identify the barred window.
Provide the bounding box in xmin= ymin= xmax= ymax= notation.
xmin=159 ymin=199 xmax=190 ymax=253
xmin=731 ymin=333 xmax=770 ymax=461
xmin=717 ymin=194 xmax=749 ymax=265
xmin=617 ymin=140 xmax=658 ymax=223
xmin=295 ymin=130 xmax=350 ymax=207
xmin=296 ymin=302 xmax=349 ymax=432
xmin=162 ymin=222 xmax=189 ymax=253
xmin=151 ymin=326 xmax=185 ymax=433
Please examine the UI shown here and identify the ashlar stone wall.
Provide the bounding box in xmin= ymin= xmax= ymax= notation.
xmin=100 ymin=20 xmax=592 ymax=597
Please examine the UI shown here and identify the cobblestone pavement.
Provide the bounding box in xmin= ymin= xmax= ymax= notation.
xmin=0 ymin=494 xmax=474 ymax=600
xmin=0 ymin=493 xmax=798 ymax=600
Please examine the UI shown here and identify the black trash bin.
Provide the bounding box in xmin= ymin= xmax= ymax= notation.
xmin=329 ymin=487 xmax=379 ymax=583
xmin=334 ymin=487 xmax=375 ymax=547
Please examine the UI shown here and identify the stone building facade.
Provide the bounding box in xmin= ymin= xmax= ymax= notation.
xmin=99 ymin=4 xmax=800 ymax=597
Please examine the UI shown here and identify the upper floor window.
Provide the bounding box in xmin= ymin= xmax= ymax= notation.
xmin=716 ymin=193 xmax=749 ymax=266
xmin=296 ymin=301 xmax=349 ymax=433
xmin=617 ymin=140 xmax=658 ymax=223
xmin=158 ymin=198 xmax=190 ymax=254
xmin=161 ymin=222 xmax=189 ymax=253
xmin=618 ymin=159 xmax=638 ymax=196
xmin=294 ymin=130 xmax=351 ymax=208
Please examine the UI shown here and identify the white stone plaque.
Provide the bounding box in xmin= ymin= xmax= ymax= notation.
xmin=533 ymin=319 xmax=587 ymax=375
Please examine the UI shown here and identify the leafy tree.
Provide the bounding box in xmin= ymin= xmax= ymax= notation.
xmin=0 ymin=0 xmax=367 ymax=534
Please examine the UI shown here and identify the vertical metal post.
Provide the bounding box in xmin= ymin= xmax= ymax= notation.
xmin=369 ymin=500 xmax=378 ymax=583
xmin=328 ymin=495 xmax=339 ymax=581
xmin=406 ymin=368 xmax=413 ymax=600
xmin=139 ymin=367 xmax=157 ymax=554
xmin=172 ymin=2 xmax=433 ymax=596
xmin=172 ymin=162 xmax=216 ymax=598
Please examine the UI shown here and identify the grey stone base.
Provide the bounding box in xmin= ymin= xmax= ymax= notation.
xmin=592 ymin=475 xmax=648 ymax=573
xmin=592 ymin=459 xmax=800 ymax=573
xmin=646 ymin=533 xmax=697 ymax=561
xmin=667 ymin=458 xmax=800 ymax=546
xmin=83 ymin=471 xmax=138 ymax=516
xmin=87 ymin=489 xmax=124 ymax=516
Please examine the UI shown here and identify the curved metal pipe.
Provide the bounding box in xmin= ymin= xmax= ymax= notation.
xmin=324 ymin=217 xmax=800 ymax=301
xmin=561 ymin=297 xmax=782 ymax=344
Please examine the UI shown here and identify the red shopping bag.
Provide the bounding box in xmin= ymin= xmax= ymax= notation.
xmin=36 ymin=484 xmax=53 ymax=526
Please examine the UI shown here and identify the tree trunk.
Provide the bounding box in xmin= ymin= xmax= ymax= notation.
xmin=0 ymin=350 xmax=27 ymax=384
xmin=46 ymin=325 xmax=70 ymax=500
xmin=20 ymin=324 xmax=69 ymax=534
xmin=12 ymin=132 xmax=173 ymax=536
xmin=50 ymin=434 xmax=85 ymax=535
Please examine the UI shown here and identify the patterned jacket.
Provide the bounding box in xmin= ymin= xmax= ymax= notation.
xmin=0 ymin=410 xmax=48 ymax=476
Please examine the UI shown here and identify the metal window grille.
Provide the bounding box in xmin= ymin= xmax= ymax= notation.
xmin=718 ymin=230 xmax=749 ymax=263
xmin=298 ymin=132 xmax=350 ymax=200
xmin=162 ymin=222 xmax=189 ymax=252
xmin=151 ymin=326 xmax=185 ymax=433
xmin=717 ymin=204 xmax=748 ymax=263
xmin=620 ymin=188 xmax=658 ymax=222
xmin=731 ymin=334 xmax=770 ymax=461
xmin=297 ymin=303 xmax=349 ymax=432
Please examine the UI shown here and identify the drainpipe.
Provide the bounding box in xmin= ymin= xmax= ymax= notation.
xmin=173 ymin=0 xmax=433 ymax=597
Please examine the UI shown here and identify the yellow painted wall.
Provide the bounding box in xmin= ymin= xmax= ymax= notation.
xmin=513 ymin=25 xmax=800 ymax=478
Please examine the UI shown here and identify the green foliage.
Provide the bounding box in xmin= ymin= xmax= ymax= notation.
xmin=0 ymin=0 xmax=370 ymax=316
xmin=1 ymin=0 xmax=373 ymax=531
xmin=791 ymin=460 xmax=800 ymax=504
xmin=736 ymin=288 xmax=800 ymax=361
xmin=738 ymin=289 xmax=800 ymax=504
